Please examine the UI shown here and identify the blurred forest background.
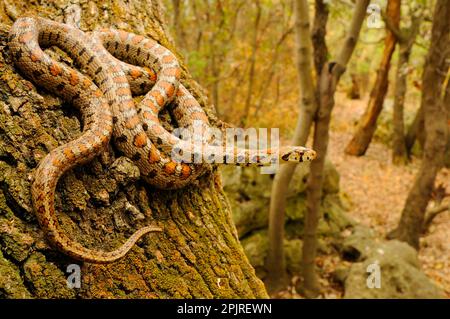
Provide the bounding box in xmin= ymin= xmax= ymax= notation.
xmin=161 ymin=0 xmax=449 ymax=298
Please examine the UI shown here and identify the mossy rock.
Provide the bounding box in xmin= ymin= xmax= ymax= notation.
xmin=341 ymin=228 xmax=445 ymax=299
xmin=240 ymin=230 xmax=304 ymax=278
xmin=344 ymin=241 xmax=445 ymax=299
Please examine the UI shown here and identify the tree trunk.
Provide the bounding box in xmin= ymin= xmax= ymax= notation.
xmin=265 ymin=0 xmax=320 ymax=293
xmin=387 ymin=0 xmax=449 ymax=249
xmin=0 ymin=0 xmax=267 ymax=299
xmin=301 ymin=0 xmax=370 ymax=297
xmin=392 ymin=45 xmax=411 ymax=165
xmin=405 ymin=105 xmax=425 ymax=154
xmin=392 ymin=16 xmax=421 ymax=165
xmin=345 ymin=0 xmax=401 ymax=156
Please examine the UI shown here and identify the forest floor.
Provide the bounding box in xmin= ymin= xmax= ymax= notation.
xmin=276 ymin=92 xmax=450 ymax=299
xmin=330 ymin=93 xmax=449 ymax=298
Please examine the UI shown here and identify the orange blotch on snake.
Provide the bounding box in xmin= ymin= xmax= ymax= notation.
xmin=125 ymin=115 xmax=140 ymax=129
xmin=116 ymin=87 xmax=129 ymax=96
xmin=191 ymin=111 xmax=208 ymax=121
xmin=49 ymin=63 xmax=62 ymax=76
xmin=69 ymin=71 xmax=79 ymax=86
xmin=150 ymin=91 xmax=165 ymax=107
xmin=17 ymin=20 xmax=31 ymax=28
xmin=120 ymin=100 xmax=135 ymax=111
xmin=51 ymin=157 xmax=62 ymax=167
xmin=133 ymin=132 xmax=148 ymax=148
xmin=162 ymin=67 xmax=181 ymax=78
xmin=30 ymin=49 xmax=42 ymax=62
xmin=110 ymin=65 xmax=122 ymax=73
xmin=154 ymin=46 xmax=166 ymax=55
xmin=129 ymin=69 xmax=142 ymax=79
xmin=62 ymin=148 xmax=76 ymax=160
xmin=144 ymin=98 xmax=159 ymax=112
xmin=185 ymin=98 xmax=199 ymax=107
xmin=151 ymin=124 xmax=164 ymax=135
xmin=143 ymin=111 xmax=157 ymax=121
xmin=144 ymin=41 xmax=155 ymax=49
xmin=77 ymin=143 xmax=90 ymax=154
xmin=143 ymin=67 xmax=157 ymax=82
xmin=180 ymin=165 xmax=191 ymax=179
xmin=164 ymin=162 xmax=177 ymax=175
xmin=148 ymin=146 xmax=160 ymax=163
xmin=160 ymin=81 xmax=175 ymax=97
xmin=94 ymin=89 xmax=102 ymax=97
xmin=162 ymin=55 xmax=175 ymax=64
xmin=114 ymin=75 xmax=128 ymax=83
xmin=131 ymin=35 xmax=144 ymax=44
xmin=82 ymin=78 xmax=91 ymax=88
xmin=118 ymin=30 xmax=129 ymax=41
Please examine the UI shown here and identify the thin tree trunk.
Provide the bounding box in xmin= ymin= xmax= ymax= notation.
xmin=387 ymin=0 xmax=449 ymax=249
xmin=405 ymin=105 xmax=424 ymax=153
xmin=0 ymin=0 xmax=267 ymax=298
xmin=311 ymin=0 xmax=329 ymax=75
xmin=266 ymin=0 xmax=329 ymax=293
xmin=345 ymin=0 xmax=401 ymax=156
xmin=302 ymin=0 xmax=370 ymax=297
xmin=391 ymin=16 xmax=421 ymax=165
xmin=265 ymin=0 xmax=319 ymax=293
xmin=392 ymin=47 xmax=411 ymax=164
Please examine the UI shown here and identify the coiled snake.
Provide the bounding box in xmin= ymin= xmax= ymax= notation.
xmin=8 ymin=17 xmax=316 ymax=263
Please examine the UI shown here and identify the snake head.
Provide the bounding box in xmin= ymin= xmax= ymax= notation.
xmin=280 ymin=146 xmax=317 ymax=163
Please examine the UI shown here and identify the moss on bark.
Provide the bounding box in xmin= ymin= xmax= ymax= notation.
xmin=0 ymin=0 xmax=267 ymax=299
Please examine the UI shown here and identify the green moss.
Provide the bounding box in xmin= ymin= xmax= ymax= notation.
xmin=0 ymin=250 xmax=31 ymax=298
xmin=23 ymin=252 xmax=76 ymax=299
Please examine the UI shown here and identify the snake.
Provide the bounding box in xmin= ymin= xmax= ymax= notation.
xmin=8 ymin=17 xmax=317 ymax=263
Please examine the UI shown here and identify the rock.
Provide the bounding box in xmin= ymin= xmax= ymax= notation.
xmin=340 ymin=225 xmax=379 ymax=262
xmin=323 ymin=160 xmax=340 ymax=194
xmin=284 ymin=239 xmax=303 ymax=273
xmin=241 ymin=230 xmax=268 ymax=270
xmin=230 ymin=198 xmax=268 ymax=237
xmin=343 ymin=238 xmax=445 ymax=299
xmin=285 ymin=194 xmax=307 ymax=221
xmin=332 ymin=266 xmax=350 ymax=285
xmin=322 ymin=194 xmax=355 ymax=233
xmin=240 ymin=230 xmax=304 ymax=276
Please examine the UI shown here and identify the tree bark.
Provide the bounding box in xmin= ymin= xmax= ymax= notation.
xmin=387 ymin=0 xmax=449 ymax=249
xmin=302 ymin=0 xmax=370 ymax=297
xmin=405 ymin=104 xmax=425 ymax=154
xmin=391 ymin=15 xmax=421 ymax=165
xmin=0 ymin=0 xmax=267 ymax=299
xmin=345 ymin=0 xmax=401 ymax=156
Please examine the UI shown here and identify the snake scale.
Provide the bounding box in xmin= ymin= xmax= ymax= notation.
xmin=8 ymin=17 xmax=317 ymax=263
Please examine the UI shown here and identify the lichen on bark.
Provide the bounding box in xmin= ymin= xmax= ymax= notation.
xmin=0 ymin=0 xmax=267 ymax=299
